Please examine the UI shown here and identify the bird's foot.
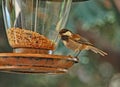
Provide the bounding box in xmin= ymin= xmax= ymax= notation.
xmin=67 ymin=55 xmax=79 ymax=63
xmin=74 ymin=56 xmax=79 ymax=63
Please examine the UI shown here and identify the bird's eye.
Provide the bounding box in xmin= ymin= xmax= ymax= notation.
xmin=61 ymin=35 xmax=69 ymax=40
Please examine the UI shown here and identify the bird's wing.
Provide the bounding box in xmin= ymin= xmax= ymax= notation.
xmin=71 ymin=34 xmax=93 ymax=45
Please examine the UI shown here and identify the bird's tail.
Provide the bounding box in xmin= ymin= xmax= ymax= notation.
xmin=87 ymin=46 xmax=108 ymax=56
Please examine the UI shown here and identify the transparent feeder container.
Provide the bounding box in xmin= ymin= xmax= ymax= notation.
xmin=2 ymin=0 xmax=73 ymax=54
xmin=1 ymin=0 xmax=88 ymax=74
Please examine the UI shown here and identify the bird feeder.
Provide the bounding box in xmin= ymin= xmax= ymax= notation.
xmin=1 ymin=0 xmax=88 ymax=74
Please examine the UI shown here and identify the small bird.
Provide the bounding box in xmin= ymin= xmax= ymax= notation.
xmin=59 ymin=29 xmax=107 ymax=57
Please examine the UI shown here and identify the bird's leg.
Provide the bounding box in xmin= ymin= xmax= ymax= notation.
xmin=75 ymin=50 xmax=81 ymax=58
xmin=73 ymin=48 xmax=81 ymax=58
xmin=73 ymin=49 xmax=78 ymax=56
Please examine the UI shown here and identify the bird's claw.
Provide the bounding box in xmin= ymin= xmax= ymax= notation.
xmin=67 ymin=55 xmax=79 ymax=63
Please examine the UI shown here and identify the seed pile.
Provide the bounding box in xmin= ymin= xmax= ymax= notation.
xmin=7 ymin=28 xmax=55 ymax=50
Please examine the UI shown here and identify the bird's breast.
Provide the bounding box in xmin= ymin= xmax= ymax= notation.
xmin=63 ymin=39 xmax=82 ymax=51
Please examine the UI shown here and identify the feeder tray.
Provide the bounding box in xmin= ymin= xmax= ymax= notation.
xmin=0 ymin=53 xmax=78 ymax=74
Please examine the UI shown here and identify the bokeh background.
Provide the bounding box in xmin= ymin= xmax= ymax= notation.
xmin=0 ymin=0 xmax=120 ymax=87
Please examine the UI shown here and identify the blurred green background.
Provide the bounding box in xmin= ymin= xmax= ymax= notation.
xmin=0 ymin=0 xmax=120 ymax=87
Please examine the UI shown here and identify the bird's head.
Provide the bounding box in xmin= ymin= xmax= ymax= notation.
xmin=59 ymin=29 xmax=72 ymax=37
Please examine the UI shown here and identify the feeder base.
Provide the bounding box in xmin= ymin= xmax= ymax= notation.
xmin=13 ymin=48 xmax=50 ymax=54
xmin=0 ymin=53 xmax=78 ymax=74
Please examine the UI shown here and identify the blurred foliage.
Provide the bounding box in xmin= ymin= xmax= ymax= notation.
xmin=0 ymin=0 xmax=120 ymax=87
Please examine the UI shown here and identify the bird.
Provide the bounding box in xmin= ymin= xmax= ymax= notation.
xmin=59 ymin=29 xmax=108 ymax=57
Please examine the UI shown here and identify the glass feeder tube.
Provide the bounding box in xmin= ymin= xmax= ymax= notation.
xmin=2 ymin=0 xmax=73 ymax=54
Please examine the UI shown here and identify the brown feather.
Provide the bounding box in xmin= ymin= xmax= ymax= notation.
xmin=86 ymin=46 xmax=108 ymax=56
xmin=71 ymin=34 xmax=93 ymax=45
